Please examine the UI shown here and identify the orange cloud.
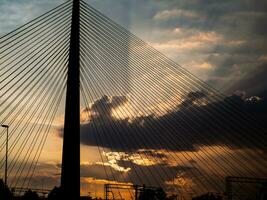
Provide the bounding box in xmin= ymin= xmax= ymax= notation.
xmin=198 ymin=62 xmax=213 ymax=70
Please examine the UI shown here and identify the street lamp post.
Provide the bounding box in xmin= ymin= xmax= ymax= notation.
xmin=1 ymin=124 xmax=9 ymax=188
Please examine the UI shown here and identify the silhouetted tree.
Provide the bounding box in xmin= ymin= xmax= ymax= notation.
xmin=80 ymin=197 xmax=93 ymax=200
xmin=167 ymin=194 xmax=178 ymax=200
xmin=0 ymin=179 xmax=13 ymax=200
xmin=22 ymin=189 xmax=39 ymax=200
xmin=47 ymin=186 xmax=63 ymax=200
xmin=192 ymin=192 xmax=222 ymax=200
xmin=155 ymin=188 xmax=167 ymax=199
xmin=138 ymin=187 xmax=176 ymax=200
xmin=139 ymin=188 xmax=155 ymax=200
xmin=260 ymin=182 xmax=267 ymax=200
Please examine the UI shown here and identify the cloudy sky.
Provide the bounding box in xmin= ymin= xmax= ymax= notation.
xmin=1 ymin=0 xmax=267 ymax=96
xmin=0 ymin=0 xmax=267 ymax=198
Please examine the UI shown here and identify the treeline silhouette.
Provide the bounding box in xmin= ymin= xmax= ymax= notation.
xmin=0 ymin=179 xmax=61 ymax=200
xmin=137 ymin=187 xmax=177 ymax=200
xmin=192 ymin=193 xmax=222 ymax=200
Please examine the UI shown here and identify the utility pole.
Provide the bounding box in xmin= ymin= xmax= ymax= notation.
xmin=104 ymin=184 xmax=108 ymax=200
xmin=1 ymin=124 xmax=9 ymax=189
xmin=61 ymin=0 xmax=80 ymax=199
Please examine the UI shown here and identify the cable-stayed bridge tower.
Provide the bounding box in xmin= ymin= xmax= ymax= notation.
xmin=61 ymin=0 xmax=80 ymax=199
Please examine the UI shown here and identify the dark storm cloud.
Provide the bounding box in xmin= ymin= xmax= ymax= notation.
xmin=90 ymin=95 xmax=127 ymax=117
xmin=76 ymin=94 xmax=267 ymax=152
xmin=180 ymin=91 xmax=207 ymax=108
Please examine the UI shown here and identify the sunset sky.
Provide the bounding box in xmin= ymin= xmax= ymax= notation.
xmin=0 ymin=0 xmax=267 ymax=198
